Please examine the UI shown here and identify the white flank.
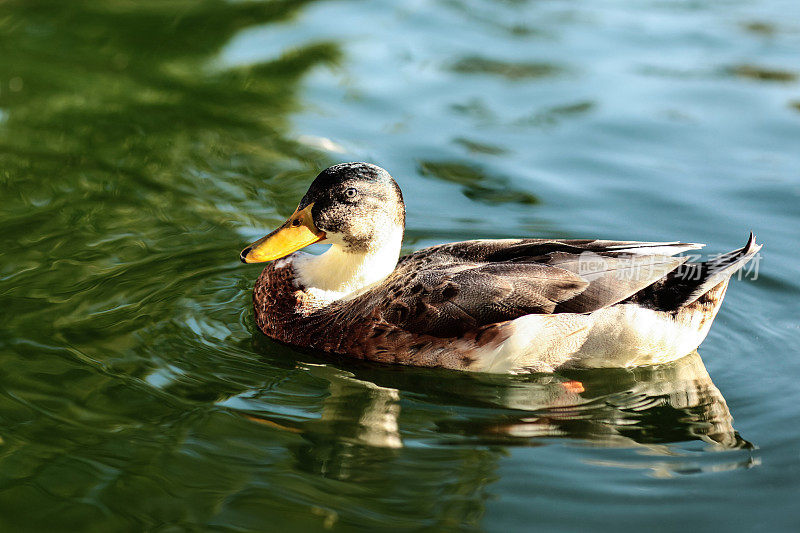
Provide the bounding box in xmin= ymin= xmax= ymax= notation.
xmin=477 ymin=304 xmax=716 ymax=373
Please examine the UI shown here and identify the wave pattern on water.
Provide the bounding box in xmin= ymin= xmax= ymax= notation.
xmin=1 ymin=0 xmax=798 ymax=531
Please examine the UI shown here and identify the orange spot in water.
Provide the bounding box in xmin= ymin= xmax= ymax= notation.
xmin=244 ymin=414 xmax=303 ymax=433
xmin=561 ymin=380 xmax=585 ymax=394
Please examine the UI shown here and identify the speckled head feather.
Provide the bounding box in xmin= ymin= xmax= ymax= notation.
xmin=299 ymin=163 xmax=406 ymax=253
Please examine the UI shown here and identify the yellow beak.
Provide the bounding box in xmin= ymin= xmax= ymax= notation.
xmin=240 ymin=204 xmax=326 ymax=263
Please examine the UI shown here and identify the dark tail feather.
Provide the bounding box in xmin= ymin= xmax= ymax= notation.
xmin=624 ymin=232 xmax=762 ymax=311
xmin=679 ymin=232 xmax=762 ymax=306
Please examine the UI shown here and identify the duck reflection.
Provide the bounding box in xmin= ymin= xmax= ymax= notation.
xmin=293 ymin=369 xmax=403 ymax=483
xmin=436 ymin=351 xmax=751 ymax=450
xmin=242 ymin=350 xmax=754 ymax=480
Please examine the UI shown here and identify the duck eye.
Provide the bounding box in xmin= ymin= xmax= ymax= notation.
xmin=291 ymin=219 xmax=301 ymax=227
xmin=344 ymin=187 xmax=358 ymax=199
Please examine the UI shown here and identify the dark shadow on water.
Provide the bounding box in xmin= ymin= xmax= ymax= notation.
xmin=449 ymin=55 xmax=564 ymax=81
xmin=417 ymin=159 xmax=539 ymax=205
xmin=725 ymin=64 xmax=797 ymax=83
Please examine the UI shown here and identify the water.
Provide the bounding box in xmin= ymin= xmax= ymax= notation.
xmin=1 ymin=0 xmax=799 ymax=530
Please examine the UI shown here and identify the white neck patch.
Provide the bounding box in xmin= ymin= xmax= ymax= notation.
xmin=291 ymin=225 xmax=403 ymax=302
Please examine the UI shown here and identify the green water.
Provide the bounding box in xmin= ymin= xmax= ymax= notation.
xmin=2 ymin=0 xmax=799 ymax=531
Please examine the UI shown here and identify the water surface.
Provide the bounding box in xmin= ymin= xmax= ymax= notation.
xmin=1 ymin=0 xmax=799 ymax=531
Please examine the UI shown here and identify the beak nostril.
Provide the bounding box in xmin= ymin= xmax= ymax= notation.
xmin=240 ymin=247 xmax=251 ymax=263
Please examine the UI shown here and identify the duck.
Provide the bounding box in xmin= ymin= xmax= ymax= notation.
xmin=240 ymin=162 xmax=761 ymax=373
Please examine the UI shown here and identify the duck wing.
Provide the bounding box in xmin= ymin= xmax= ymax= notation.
xmin=380 ymin=239 xmax=693 ymax=337
xmin=381 ymin=261 xmax=588 ymax=337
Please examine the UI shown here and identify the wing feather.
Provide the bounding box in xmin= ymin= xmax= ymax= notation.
xmin=372 ymin=238 xmax=692 ymax=338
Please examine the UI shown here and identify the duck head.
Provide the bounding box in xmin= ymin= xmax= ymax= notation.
xmin=241 ymin=163 xmax=406 ymax=295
